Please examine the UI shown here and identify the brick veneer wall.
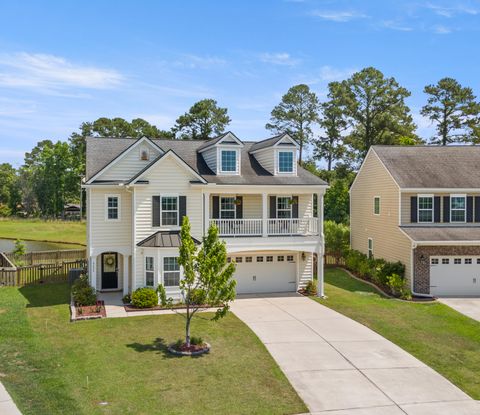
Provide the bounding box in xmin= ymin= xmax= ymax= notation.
xmin=413 ymin=245 xmax=480 ymax=294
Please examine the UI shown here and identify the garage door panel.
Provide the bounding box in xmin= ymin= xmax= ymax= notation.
xmin=233 ymin=255 xmax=297 ymax=294
xmin=430 ymin=256 xmax=480 ymax=296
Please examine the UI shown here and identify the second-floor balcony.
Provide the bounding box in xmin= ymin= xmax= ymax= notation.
xmin=210 ymin=218 xmax=319 ymax=237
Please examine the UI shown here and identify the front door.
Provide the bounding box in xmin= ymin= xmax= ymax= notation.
xmin=101 ymin=252 xmax=118 ymax=289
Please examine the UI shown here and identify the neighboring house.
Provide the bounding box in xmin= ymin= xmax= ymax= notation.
xmin=351 ymin=145 xmax=480 ymax=297
xmin=83 ymin=132 xmax=327 ymax=299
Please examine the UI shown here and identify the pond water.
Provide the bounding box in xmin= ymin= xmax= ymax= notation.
xmin=0 ymin=239 xmax=83 ymax=252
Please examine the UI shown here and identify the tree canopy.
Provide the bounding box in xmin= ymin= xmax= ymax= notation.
xmin=173 ymin=99 xmax=231 ymax=140
xmin=421 ymin=77 xmax=480 ymax=145
xmin=266 ymin=84 xmax=320 ymax=163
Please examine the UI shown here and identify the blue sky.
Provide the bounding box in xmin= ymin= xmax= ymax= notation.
xmin=0 ymin=0 xmax=479 ymax=166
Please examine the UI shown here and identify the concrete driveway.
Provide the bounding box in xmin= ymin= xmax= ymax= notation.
xmin=438 ymin=298 xmax=480 ymax=322
xmin=231 ymin=294 xmax=479 ymax=415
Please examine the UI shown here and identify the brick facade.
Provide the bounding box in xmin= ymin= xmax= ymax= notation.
xmin=413 ymin=245 xmax=480 ymax=294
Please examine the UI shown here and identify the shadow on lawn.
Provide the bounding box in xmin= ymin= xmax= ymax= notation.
xmin=126 ymin=337 xmax=207 ymax=359
xmin=19 ymin=283 xmax=70 ymax=308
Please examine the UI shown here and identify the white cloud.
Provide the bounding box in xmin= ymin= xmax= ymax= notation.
xmin=425 ymin=3 xmax=478 ymax=18
xmin=382 ymin=20 xmax=414 ymax=32
xmin=309 ymin=9 xmax=368 ymax=22
xmin=300 ymin=65 xmax=356 ymax=85
xmin=0 ymin=52 xmax=124 ymax=92
xmin=432 ymin=24 xmax=452 ymax=34
xmin=170 ymin=54 xmax=226 ymax=69
xmin=259 ymin=52 xmax=300 ymax=66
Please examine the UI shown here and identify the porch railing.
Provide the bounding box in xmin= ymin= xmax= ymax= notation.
xmin=210 ymin=218 xmax=318 ymax=237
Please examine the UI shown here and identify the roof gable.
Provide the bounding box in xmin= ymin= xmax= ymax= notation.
xmin=86 ymin=136 xmax=163 ymax=184
xmin=197 ymin=131 xmax=244 ymax=152
xmin=249 ymin=133 xmax=298 ymax=153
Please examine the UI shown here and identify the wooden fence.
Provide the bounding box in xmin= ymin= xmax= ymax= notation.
xmin=5 ymin=249 xmax=86 ymax=266
xmin=0 ymin=259 xmax=87 ymax=286
xmin=324 ymin=254 xmax=345 ymax=267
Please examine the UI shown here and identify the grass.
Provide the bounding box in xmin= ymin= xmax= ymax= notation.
xmin=0 ymin=218 xmax=86 ymax=247
xmin=316 ymin=268 xmax=480 ymax=399
xmin=0 ymin=284 xmax=306 ymax=415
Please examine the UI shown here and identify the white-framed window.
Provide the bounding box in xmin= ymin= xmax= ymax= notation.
xmin=220 ymin=196 xmax=236 ymax=219
xmin=454 ymin=258 xmax=461 ymax=265
xmin=161 ymin=196 xmax=179 ymax=226
xmin=277 ymin=255 xmax=284 ymax=262
xmin=450 ymin=195 xmax=466 ymax=222
xmin=266 ymin=256 xmax=273 ymax=262
xmin=220 ymin=150 xmax=237 ymax=173
xmin=465 ymin=258 xmax=473 ymax=264
xmin=373 ymin=196 xmax=380 ymax=215
xmin=235 ymin=257 xmax=243 ymax=263
xmin=246 ymin=256 xmax=252 ymax=263
xmin=368 ymin=238 xmax=373 ymax=259
xmin=163 ymin=257 xmax=180 ymax=287
xmin=106 ymin=195 xmax=120 ymax=221
xmin=145 ymin=256 xmax=154 ymax=287
xmin=256 ymin=256 xmax=264 ymax=262
xmin=431 ymin=258 xmax=439 ymax=265
xmin=442 ymin=258 xmax=449 ymax=264
xmin=287 ymin=255 xmax=294 ymax=262
xmin=418 ymin=194 xmax=433 ymax=223
xmin=277 ymin=196 xmax=292 ymax=219
xmin=278 ymin=151 xmax=294 ymax=173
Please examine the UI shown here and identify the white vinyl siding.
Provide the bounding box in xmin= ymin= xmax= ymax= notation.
xmin=253 ymin=149 xmax=275 ymax=174
xmin=96 ymin=140 xmax=161 ymax=181
xmin=202 ymin=147 xmax=217 ymax=173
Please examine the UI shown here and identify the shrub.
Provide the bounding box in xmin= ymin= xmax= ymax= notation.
xmin=71 ymin=274 xmax=97 ymax=306
xmin=305 ymin=279 xmax=318 ymax=296
xmin=156 ymin=284 xmax=173 ymax=307
xmin=131 ymin=287 xmax=158 ymax=308
xmin=386 ymin=273 xmax=411 ymax=299
xmin=324 ymin=220 xmax=350 ymax=259
xmin=190 ymin=336 xmax=204 ymax=345
xmin=122 ymin=294 xmax=131 ymax=304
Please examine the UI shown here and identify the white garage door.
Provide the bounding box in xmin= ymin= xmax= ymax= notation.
xmin=230 ymin=253 xmax=297 ymax=294
xmin=430 ymin=256 xmax=480 ymax=296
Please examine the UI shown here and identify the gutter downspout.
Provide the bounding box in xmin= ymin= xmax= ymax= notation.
xmin=410 ymin=241 xmax=434 ymax=298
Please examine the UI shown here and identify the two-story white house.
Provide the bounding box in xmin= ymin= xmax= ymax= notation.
xmin=83 ymin=132 xmax=327 ymax=298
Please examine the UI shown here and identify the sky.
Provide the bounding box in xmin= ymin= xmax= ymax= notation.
xmin=0 ymin=0 xmax=479 ymax=166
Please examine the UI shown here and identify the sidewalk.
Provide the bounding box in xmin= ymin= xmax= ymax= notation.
xmin=0 ymin=382 xmax=21 ymax=415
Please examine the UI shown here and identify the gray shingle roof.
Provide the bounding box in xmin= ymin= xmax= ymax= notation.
xmin=373 ymin=145 xmax=480 ymax=188
xmin=196 ymin=132 xmax=230 ymax=151
xmin=401 ymin=226 xmax=480 ymax=242
xmin=86 ymin=136 xmax=326 ymax=186
xmin=137 ymin=230 xmax=201 ymax=247
xmin=249 ymin=133 xmax=290 ymax=152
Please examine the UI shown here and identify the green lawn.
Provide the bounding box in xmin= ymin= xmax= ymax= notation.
xmin=316 ymin=268 xmax=480 ymax=399
xmin=0 ymin=284 xmax=306 ymax=415
xmin=0 ymin=219 xmax=86 ymax=246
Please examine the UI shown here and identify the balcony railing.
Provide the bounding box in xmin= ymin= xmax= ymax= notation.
xmin=210 ymin=218 xmax=318 ymax=237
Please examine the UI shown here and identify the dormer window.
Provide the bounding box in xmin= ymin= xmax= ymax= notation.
xmin=220 ymin=150 xmax=238 ymax=173
xmin=278 ymin=151 xmax=294 ymax=173
xmin=140 ymin=147 xmax=150 ymax=161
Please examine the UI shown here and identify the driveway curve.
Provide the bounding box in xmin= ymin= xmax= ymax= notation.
xmin=231 ymin=294 xmax=479 ymax=415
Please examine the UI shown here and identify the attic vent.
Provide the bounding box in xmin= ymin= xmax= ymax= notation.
xmin=140 ymin=148 xmax=149 ymax=161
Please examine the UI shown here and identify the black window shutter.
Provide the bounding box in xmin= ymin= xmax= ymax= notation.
xmin=269 ymin=196 xmax=276 ymax=218
xmin=475 ymin=197 xmax=480 ymax=222
xmin=434 ymin=196 xmax=441 ymax=223
xmin=292 ymin=196 xmax=299 ymax=218
xmin=467 ymin=196 xmax=474 ymax=222
xmin=443 ymin=196 xmax=450 ymax=223
xmin=410 ymin=196 xmax=417 ymax=223
xmin=152 ymin=196 xmax=160 ymax=227
xmin=235 ymin=196 xmax=243 ymax=219
xmin=179 ymin=196 xmax=187 ymax=225
xmin=212 ymin=196 xmax=220 ymax=219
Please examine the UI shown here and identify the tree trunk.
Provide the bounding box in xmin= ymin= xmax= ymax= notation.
xmin=185 ymin=304 xmax=191 ymax=347
xmin=299 ymin=142 xmax=303 ymax=164
xmin=327 ymin=154 xmax=332 ymax=171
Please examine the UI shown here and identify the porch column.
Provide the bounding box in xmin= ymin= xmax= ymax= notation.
xmin=90 ymin=255 xmax=97 ymax=290
xmin=123 ymin=255 xmax=129 ymax=295
xmin=204 ymin=191 xmax=210 ymax=236
xmin=317 ymin=190 xmax=325 ymax=297
xmin=262 ymin=192 xmax=268 ymax=237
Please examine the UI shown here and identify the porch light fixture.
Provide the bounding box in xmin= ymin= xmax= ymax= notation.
xmin=301 ymin=252 xmax=306 ymax=261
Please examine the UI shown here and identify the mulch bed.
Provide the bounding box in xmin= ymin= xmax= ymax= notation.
xmin=168 ymin=342 xmax=211 ymax=356
xmin=123 ymin=303 xmax=222 ymax=312
xmin=75 ymin=305 xmax=106 ymax=320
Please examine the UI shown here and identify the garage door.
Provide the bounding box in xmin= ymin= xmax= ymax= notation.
xmin=430 ymin=256 xmax=480 ymax=296
xmin=230 ymin=253 xmax=297 ymax=294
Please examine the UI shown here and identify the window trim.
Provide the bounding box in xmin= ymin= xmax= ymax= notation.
xmin=159 ymin=195 xmax=179 ymax=227
xmin=450 ymin=194 xmax=467 ymax=223
xmin=219 ymin=148 xmax=239 ymax=174
xmin=373 ymin=196 xmax=380 ymax=215
xmin=368 ymin=238 xmax=373 ymax=259
xmin=277 ymin=150 xmax=295 ymax=174
xmin=220 ymin=196 xmax=236 ymax=219
xmin=145 ymin=256 xmax=155 ymax=287
xmin=162 ymin=256 xmax=181 ymax=287
xmin=417 ymin=194 xmax=434 ymax=224
xmin=105 ymin=194 xmax=121 ymax=221
xmin=276 ymin=195 xmax=292 ymax=219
